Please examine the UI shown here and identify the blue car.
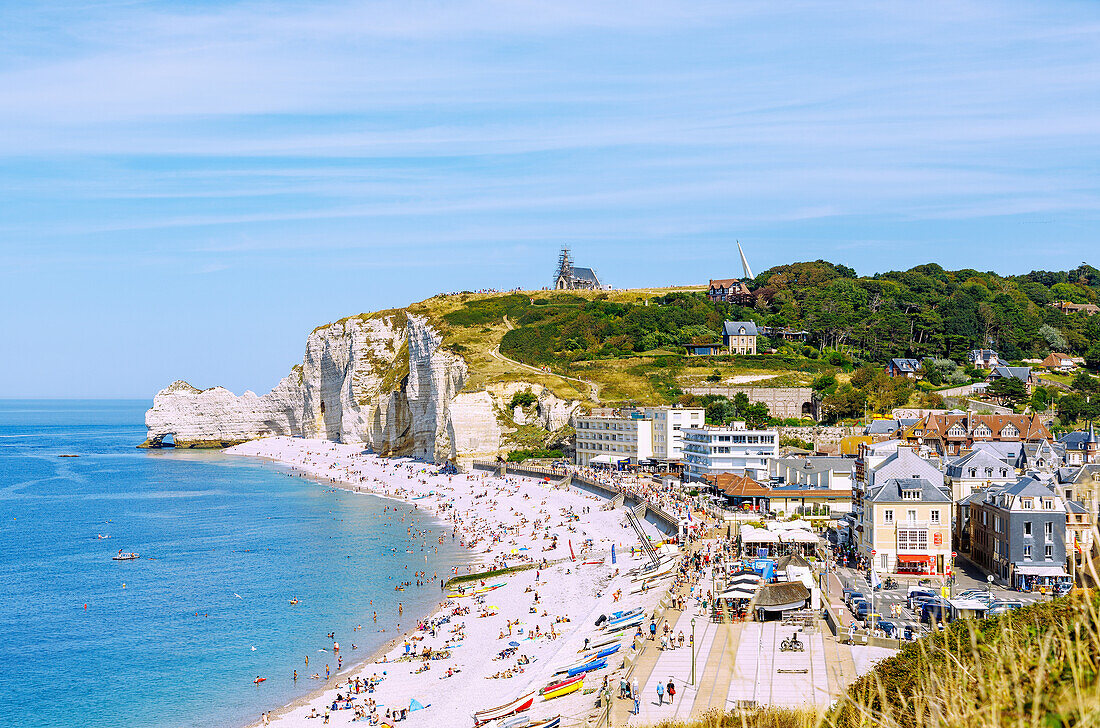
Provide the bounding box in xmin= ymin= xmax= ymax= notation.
xmin=920 ymin=598 xmax=953 ymax=625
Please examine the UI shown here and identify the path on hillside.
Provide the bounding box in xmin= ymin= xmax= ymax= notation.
xmin=488 ymin=316 xmax=602 ymax=402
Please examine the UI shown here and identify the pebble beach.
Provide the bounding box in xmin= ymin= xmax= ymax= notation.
xmin=226 ymin=437 xmax=674 ymax=728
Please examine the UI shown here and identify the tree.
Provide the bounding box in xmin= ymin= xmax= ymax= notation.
xmin=987 ymin=377 xmax=1028 ymax=405
xmin=1072 ymin=372 xmax=1100 ymax=394
xmin=1058 ymin=393 xmax=1088 ymax=425
xmin=1086 ymin=344 xmax=1100 ymax=373
xmin=743 ymin=402 xmax=771 ymax=429
xmin=821 ymin=384 xmax=867 ymax=423
xmin=1039 ymin=324 xmax=1069 ymax=352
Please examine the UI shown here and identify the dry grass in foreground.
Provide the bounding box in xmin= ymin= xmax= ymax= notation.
xmin=642 ymin=590 xmax=1099 ymax=728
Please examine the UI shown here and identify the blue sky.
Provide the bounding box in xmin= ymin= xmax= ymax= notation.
xmin=2 ymin=1 xmax=1099 ymax=398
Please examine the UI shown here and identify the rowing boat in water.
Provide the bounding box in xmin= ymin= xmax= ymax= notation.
xmin=473 ymin=690 xmax=536 ymax=725
xmin=112 ymin=552 xmax=139 ymax=561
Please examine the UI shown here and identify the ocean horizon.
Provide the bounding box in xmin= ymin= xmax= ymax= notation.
xmin=0 ymin=400 xmax=465 ymax=728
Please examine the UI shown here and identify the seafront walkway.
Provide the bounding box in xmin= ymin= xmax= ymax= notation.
xmin=615 ymin=614 xmax=893 ymax=725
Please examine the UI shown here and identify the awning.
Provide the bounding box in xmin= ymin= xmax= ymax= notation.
xmin=897 ymin=555 xmax=933 ymax=563
xmin=719 ymin=587 xmax=757 ymax=600
xmin=1014 ymin=564 xmax=1067 ymax=577
xmin=590 ymin=454 xmax=629 ymax=465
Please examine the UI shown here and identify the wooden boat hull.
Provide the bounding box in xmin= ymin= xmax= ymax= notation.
xmin=539 ymin=674 xmax=582 ymax=695
xmin=543 ymin=677 xmax=583 ymax=700
xmin=474 ymin=691 xmax=536 ymax=725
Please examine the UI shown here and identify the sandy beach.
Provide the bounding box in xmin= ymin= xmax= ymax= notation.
xmin=225 ymin=437 xmax=674 ymax=728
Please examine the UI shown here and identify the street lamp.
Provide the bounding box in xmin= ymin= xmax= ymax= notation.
xmin=690 ymin=617 xmax=697 ymax=685
xmin=987 ymin=573 xmax=994 ymax=598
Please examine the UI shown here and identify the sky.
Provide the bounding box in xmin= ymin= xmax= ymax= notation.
xmin=1 ymin=1 xmax=1099 ymax=398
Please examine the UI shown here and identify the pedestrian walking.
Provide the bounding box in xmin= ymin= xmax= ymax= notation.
xmin=656 ymin=681 xmax=664 ymax=705
xmin=632 ymin=677 xmax=639 ymax=699
xmin=667 ymin=679 xmax=676 ymax=704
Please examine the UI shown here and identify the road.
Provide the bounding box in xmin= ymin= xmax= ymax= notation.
xmin=488 ymin=315 xmax=602 ymax=402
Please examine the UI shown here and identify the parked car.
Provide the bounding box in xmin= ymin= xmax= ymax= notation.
xmin=848 ymin=591 xmax=866 ymax=609
xmin=907 ymin=589 xmax=937 ymax=610
xmin=920 ymin=598 xmax=953 ymax=625
xmin=1054 ymin=581 xmax=1072 ymax=597
xmin=876 ymin=619 xmax=899 ymax=638
xmin=987 ymin=600 xmax=1024 ymax=616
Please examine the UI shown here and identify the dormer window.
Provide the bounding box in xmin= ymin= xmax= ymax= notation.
xmin=948 ymin=425 xmax=965 ymax=437
xmin=975 ymin=425 xmax=992 ymax=437
xmin=1042 ymin=499 xmax=1053 ymax=509
xmin=902 ymin=489 xmax=921 ymax=500
xmin=985 ymin=467 xmax=994 ymax=477
xmin=1021 ymin=498 xmax=1033 ymax=509
xmin=968 ymin=468 xmax=977 ymax=478
xmin=1001 ymin=426 xmax=1019 ymax=438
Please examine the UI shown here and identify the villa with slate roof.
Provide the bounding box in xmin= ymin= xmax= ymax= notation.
xmin=721 ymin=321 xmax=759 ymax=355
xmin=901 ymin=412 xmax=1051 ymax=456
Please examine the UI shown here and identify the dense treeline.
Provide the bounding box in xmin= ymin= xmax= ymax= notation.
xmin=488 ymin=262 xmax=1100 ymax=366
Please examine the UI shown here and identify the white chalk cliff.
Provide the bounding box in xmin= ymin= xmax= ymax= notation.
xmin=143 ymin=312 xmax=577 ymax=462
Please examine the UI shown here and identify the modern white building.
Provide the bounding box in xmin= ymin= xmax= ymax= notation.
xmin=641 ymin=406 xmax=705 ymax=461
xmin=574 ymin=406 xmax=704 ymax=467
xmin=681 ymin=423 xmax=779 ymax=481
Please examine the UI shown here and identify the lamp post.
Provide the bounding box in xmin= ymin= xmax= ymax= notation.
xmin=690 ymin=617 xmax=697 ymax=685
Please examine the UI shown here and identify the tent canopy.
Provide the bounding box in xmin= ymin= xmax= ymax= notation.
xmin=1015 ymin=564 xmax=1067 ymax=577
xmin=590 ymin=454 xmax=630 ymax=465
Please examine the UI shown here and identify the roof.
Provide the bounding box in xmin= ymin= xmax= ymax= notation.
xmin=1001 ymin=476 xmax=1057 ymax=499
xmin=707 ymin=472 xmax=770 ymax=498
xmin=869 ymin=477 xmax=951 ymax=503
xmin=709 ymin=278 xmax=743 ymax=289
xmin=776 ymin=552 xmax=811 ymax=570
xmin=870 ymin=447 xmax=945 ymax=487
xmin=905 ymin=413 xmax=1050 ymax=444
xmin=723 ymin=320 xmax=759 ymax=337
xmin=889 ymin=358 xmax=922 ymax=372
xmin=1058 ymin=427 xmax=1098 ymax=449
xmin=1067 ymin=500 xmax=1089 ymax=514
xmin=754 ymin=582 xmax=810 ymax=610
xmin=946 ymin=449 xmax=1014 ymax=478
xmin=866 ymin=419 xmax=904 ymax=435
xmin=990 ymin=366 xmax=1031 ymax=382
xmin=570 ymin=266 xmax=599 ymax=283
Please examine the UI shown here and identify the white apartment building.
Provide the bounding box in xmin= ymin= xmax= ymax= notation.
xmin=574 ymin=406 xmax=704 ymax=467
xmin=642 ymin=406 xmax=705 ymax=461
xmin=575 ymin=415 xmax=653 ymax=467
xmin=681 ymin=423 xmax=779 ymax=481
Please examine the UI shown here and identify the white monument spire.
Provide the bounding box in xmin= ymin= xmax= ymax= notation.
xmin=737 ymin=241 xmax=754 ymax=280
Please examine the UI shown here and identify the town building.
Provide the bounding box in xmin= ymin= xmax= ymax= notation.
xmin=885 ymin=358 xmax=922 ymax=379
xmin=1041 ymin=352 xmax=1078 ymax=371
xmin=1050 ymin=300 xmax=1100 ymax=316
xmin=707 ymin=278 xmax=754 ymax=306
xmin=573 ymin=406 xmax=704 ymax=468
xmin=1058 ymin=425 xmax=1099 ymax=466
xmin=964 ymin=477 xmax=1068 ymax=589
xmin=573 ymin=414 xmax=652 ymax=468
xmin=553 ymin=247 xmax=602 ymax=290
xmin=944 ymin=448 xmax=1017 ymax=503
xmin=640 ymin=406 xmax=705 ymax=462
xmin=770 ymin=456 xmax=853 ymax=491
xmin=682 ymin=423 xmax=779 ymax=482
xmin=722 ymin=321 xmax=759 ymax=355
xmin=987 ymin=365 xmax=1034 ymax=393
xmin=900 ymin=413 xmax=1051 ymax=457
xmin=967 ymin=349 xmax=1008 ymax=370
xmin=859 ymin=477 xmax=953 ymax=575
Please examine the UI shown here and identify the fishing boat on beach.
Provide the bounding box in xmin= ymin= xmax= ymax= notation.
xmin=540 ymin=674 xmax=583 ymax=700
xmin=473 ymin=690 xmax=536 ymax=725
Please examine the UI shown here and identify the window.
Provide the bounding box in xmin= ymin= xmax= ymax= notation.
xmin=880 ymin=553 xmax=888 ymax=570
xmin=930 ymin=510 xmax=940 ymax=524
xmin=1045 ymin=522 xmax=1053 ymax=538
xmin=907 ymin=509 xmax=918 ymax=522
xmin=1024 ymin=521 xmax=1032 ymax=536
xmin=1045 ymin=545 xmax=1053 ymax=560
xmin=969 ymin=468 xmax=977 ymax=478
xmin=898 ymin=529 xmax=929 ymax=551
xmin=1042 ymin=499 xmax=1053 ymax=510
xmin=1021 ymin=498 xmax=1033 ymax=509
xmin=884 ymin=509 xmax=894 ymax=524
xmin=1023 ymin=545 xmax=1032 ymax=559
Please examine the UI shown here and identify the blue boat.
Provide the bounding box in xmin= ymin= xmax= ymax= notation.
xmin=567 ymin=658 xmax=607 ymax=677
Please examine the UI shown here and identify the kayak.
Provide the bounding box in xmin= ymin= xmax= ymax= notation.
xmin=253 ymin=677 xmax=266 ymax=684
xmin=567 ymin=658 xmax=606 ymax=677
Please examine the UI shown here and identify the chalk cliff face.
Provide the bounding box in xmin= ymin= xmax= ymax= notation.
xmin=143 ymin=312 xmax=570 ymax=462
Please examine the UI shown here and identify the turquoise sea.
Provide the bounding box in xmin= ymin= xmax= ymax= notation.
xmin=0 ymin=400 xmax=465 ymax=728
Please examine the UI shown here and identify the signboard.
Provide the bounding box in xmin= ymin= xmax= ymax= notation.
xmin=756 ymin=548 xmax=768 ymax=559
xmin=934 ymin=533 xmax=942 ymax=546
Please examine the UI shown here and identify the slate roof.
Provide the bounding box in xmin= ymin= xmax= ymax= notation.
xmin=990 ymin=366 xmax=1032 ymax=383
xmin=869 ymin=477 xmax=951 ymax=503
xmin=1000 ymin=475 xmax=1057 ymax=499
xmin=723 ymin=320 xmax=759 ymax=337
xmin=889 ymin=358 xmax=922 ymax=373
xmin=946 ymin=449 xmax=1014 ymax=479
xmin=754 ymin=581 xmax=810 ymax=610
xmin=1067 ymin=500 xmax=1089 ymax=515
xmin=570 ymin=266 xmax=599 ymax=283
xmin=869 ymin=447 xmax=945 ymax=487
xmin=1058 ymin=427 xmax=1098 ymax=451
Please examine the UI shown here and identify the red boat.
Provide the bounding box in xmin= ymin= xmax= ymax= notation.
xmin=473 ymin=690 xmax=536 ymax=725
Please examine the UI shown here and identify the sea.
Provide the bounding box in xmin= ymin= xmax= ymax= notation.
xmin=0 ymin=400 xmax=466 ymax=728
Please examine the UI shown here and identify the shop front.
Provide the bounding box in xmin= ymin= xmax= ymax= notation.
xmin=1012 ymin=563 xmax=1069 ymax=592
xmin=896 ymin=554 xmax=936 ymax=575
